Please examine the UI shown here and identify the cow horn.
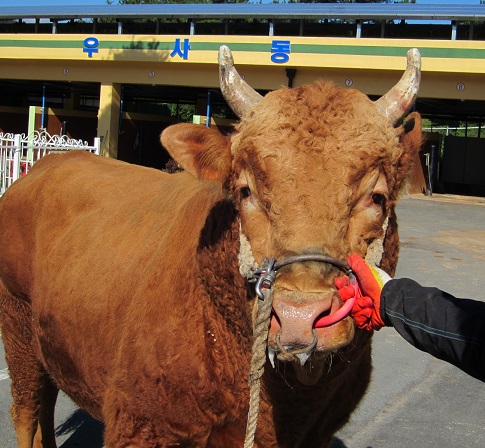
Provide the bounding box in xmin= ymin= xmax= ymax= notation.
xmin=218 ymin=45 xmax=263 ymax=118
xmin=375 ymin=48 xmax=421 ymax=125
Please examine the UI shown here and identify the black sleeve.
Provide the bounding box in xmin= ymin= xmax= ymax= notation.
xmin=381 ymin=278 xmax=485 ymax=382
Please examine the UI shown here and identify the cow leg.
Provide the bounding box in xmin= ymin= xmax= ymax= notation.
xmin=33 ymin=376 xmax=59 ymax=448
xmin=0 ymin=286 xmax=55 ymax=448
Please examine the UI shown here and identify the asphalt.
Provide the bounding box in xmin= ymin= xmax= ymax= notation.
xmin=1 ymin=193 xmax=484 ymax=447
xmin=334 ymin=193 xmax=485 ymax=448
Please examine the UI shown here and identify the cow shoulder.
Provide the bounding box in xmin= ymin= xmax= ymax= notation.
xmin=161 ymin=124 xmax=231 ymax=181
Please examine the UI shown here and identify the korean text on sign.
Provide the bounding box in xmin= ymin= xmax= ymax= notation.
xmin=170 ymin=38 xmax=191 ymax=60
xmin=271 ymin=40 xmax=291 ymax=64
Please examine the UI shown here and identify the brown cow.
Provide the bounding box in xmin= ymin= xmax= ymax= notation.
xmin=0 ymin=46 xmax=422 ymax=448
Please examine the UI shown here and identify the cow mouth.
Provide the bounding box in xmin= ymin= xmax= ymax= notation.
xmin=249 ymin=254 xmax=358 ymax=379
xmin=268 ymin=345 xmax=333 ymax=386
xmin=267 ymin=319 xmax=355 ymax=385
xmin=274 ymin=328 xmax=318 ymax=367
xmin=267 ymin=291 xmax=357 ymax=375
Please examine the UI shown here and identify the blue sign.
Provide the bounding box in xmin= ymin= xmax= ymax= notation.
xmin=170 ymin=38 xmax=191 ymax=60
xmin=271 ymin=40 xmax=291 ymax=64
xmin=83 ymin=37 xmax=99 ymax=58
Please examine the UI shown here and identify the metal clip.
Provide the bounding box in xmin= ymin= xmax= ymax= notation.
xmin=254 ymin=258 xmax=276 ymax=300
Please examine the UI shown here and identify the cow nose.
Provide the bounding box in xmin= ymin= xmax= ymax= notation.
xmin=270 ymin=295 xmax=333 ymax=350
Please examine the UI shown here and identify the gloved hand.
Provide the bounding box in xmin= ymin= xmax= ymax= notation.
xmin=334 ymin=254 xmax=391 ymax=331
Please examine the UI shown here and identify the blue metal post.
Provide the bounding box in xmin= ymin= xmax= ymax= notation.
xmin=206 ymin=90 xmax=211 ymax=127
xmin=119 ymin=85 xmax=124 ymax=134
xmin=41 ymin=82 xmax=46 ymax=129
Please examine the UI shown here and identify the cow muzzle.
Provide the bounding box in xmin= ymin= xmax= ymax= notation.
xmin=250 ymin=255 xmax=358 ymax=367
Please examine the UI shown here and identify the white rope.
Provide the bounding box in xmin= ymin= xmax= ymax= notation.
xmin=243 ymin=288 xmax=273 ymax=448
xmin=365 ymin=216 xmax=389 ymax=267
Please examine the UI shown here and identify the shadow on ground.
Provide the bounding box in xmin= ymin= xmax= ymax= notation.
xmin=330 ymin=437 xmax=350 ymax=448
xmin=57 ymin=409 xmax=104 ymax=448
xmin=54 ymin=410 xmax=351 ymax=448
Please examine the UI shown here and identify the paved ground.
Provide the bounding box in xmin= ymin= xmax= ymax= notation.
xmin=334 ymin=193 xmax=485 ymax=448
xmin=1 ymin=193 xmax=484 ymax=447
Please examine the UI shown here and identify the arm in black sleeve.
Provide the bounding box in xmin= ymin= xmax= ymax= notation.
xmin=381 ymin=278 xmax=485 ymax=382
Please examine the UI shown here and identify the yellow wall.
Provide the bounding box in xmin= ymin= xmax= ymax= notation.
xmin=0 ymin=34 xmax=484 ymax=99
xmin=1 ymin=33 xmax=484 ymax=157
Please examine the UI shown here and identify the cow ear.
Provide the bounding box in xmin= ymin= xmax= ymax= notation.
xmin=393 ymin=112 xmax=424 ymax=192
xmin=161 ymin=123 xmax=231 ymax=181
xmin=400 ymin=112 xmax=423 ymax=157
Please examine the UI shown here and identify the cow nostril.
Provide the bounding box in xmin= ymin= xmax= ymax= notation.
xmin=314 ymin=308 xmax=331 ymax=327
xmin=270 ymin=297 xmax=333 ymax=334
xmin=271 ymin=309 xmax=281 ymax=324
xmin=314 ymin=295 xmax=355 ymax=328
xmin=270 ymin=310 xmax=281 ymax=331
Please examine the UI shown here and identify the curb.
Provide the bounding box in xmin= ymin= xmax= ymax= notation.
xmin=401 ymin=193 xmax=485 ymax=206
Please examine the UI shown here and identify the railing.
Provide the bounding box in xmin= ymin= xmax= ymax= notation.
xmin=0 ymin=130 xmax=100 ymax=197
xmin=424 ymin=126 xmax=483 ymax=137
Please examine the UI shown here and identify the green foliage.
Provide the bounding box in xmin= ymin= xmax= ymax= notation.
xmin=166 ymin=103 xmax=196 ymax=122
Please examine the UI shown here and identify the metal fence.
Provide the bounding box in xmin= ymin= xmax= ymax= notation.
xmin=0 ymin=130 xmax=100 ymax=197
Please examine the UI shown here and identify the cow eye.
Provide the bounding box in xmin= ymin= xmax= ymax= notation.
xmin=240 ymin=186 xmax=251 ymax=200
xmin=372 ymin=193 xmax=386 ymax=208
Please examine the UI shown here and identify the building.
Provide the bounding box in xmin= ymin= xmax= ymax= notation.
xmin=0 ymin=3 xmax=484 ymax=195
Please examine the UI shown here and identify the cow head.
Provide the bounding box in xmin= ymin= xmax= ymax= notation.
xmin=161 ymin=46 xmax=422 ymax=384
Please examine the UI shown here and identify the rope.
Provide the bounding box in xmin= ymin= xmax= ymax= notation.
xmin=365 ymin=216 xmax=389 ymax=267
xmin=243 ymin=287 xmax=274 ymax=448
xmin=241 ymin=215 xmax=389 ymax=446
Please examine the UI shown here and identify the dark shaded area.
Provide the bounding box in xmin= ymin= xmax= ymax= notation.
xmin=330 ymin=437 xmax=350 ymax=448
xmin=56 ymin=409 xmax=104 ymax=448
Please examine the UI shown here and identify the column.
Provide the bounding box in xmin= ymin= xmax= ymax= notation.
xmin=97 ymin=82 xmax=121 ymax=159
